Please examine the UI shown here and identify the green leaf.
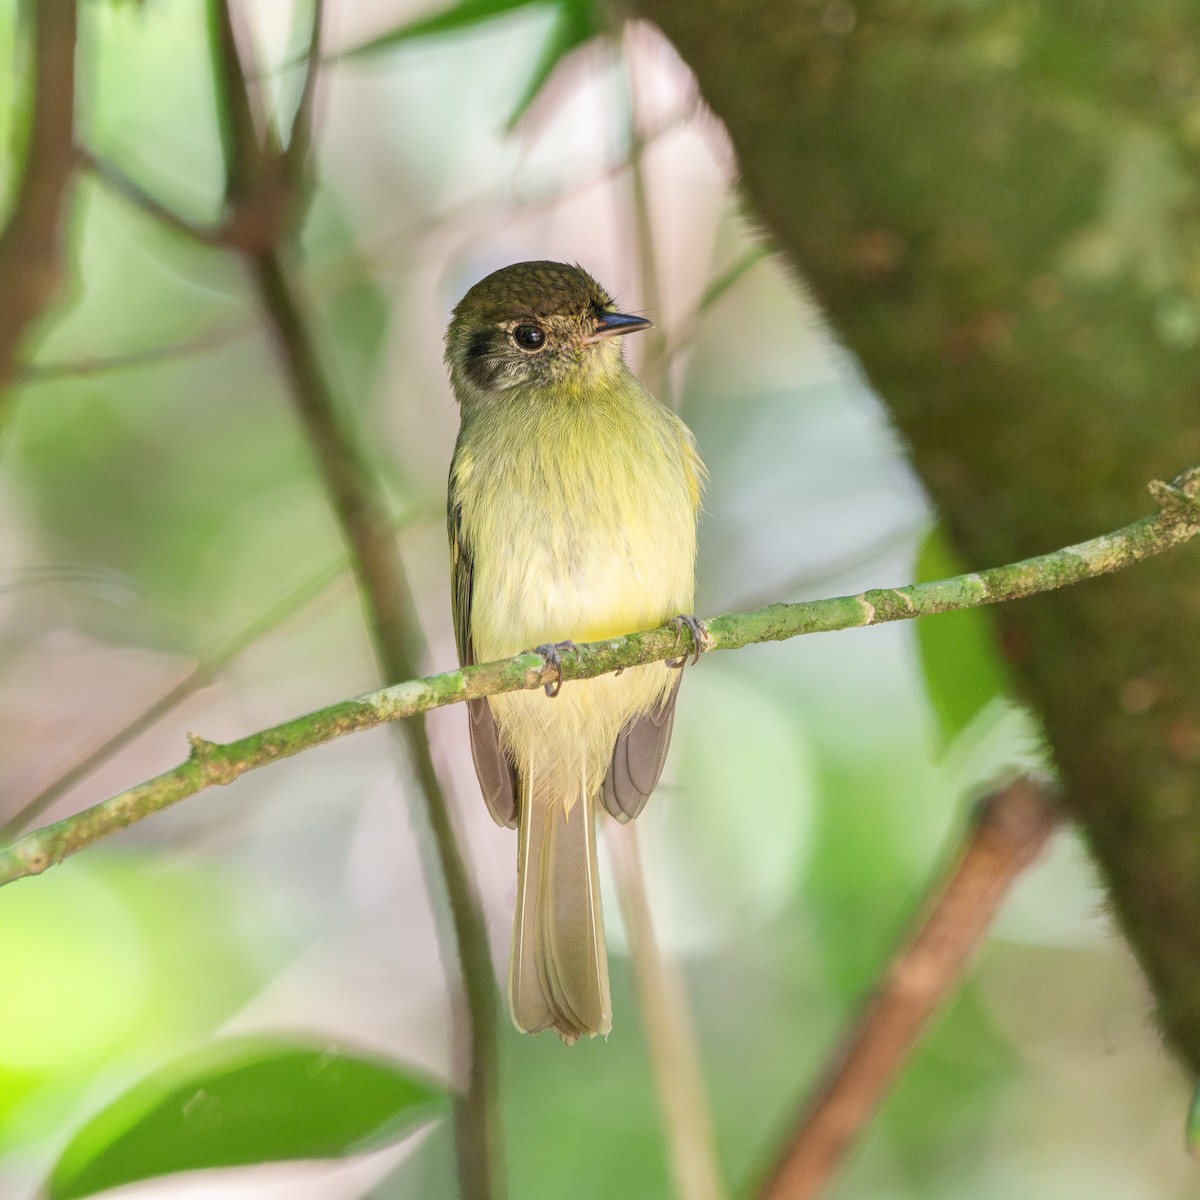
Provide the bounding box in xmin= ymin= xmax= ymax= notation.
xmin=1188 ymin=1080 xmax=1200 ymax=1159
xmin=0 ymin=857 xmax=269 ymax=1152
xmin=338 ymin=0 xmax=545 ymax=56
xmin=334 ymin=0 xmax=605 ymax=133
xmin=914 ymin=526 xmax=1012 ymax=748
xmin=47 ymin=1037 xmax=448 ymax=1200
xmin=504 ymin=0 xmax=605 ymax=130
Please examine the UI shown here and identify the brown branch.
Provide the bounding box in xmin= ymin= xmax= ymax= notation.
xmin=758 ymin=777 xmax=1060 ymax=1200
xmin=202 ymin=16 xmax=505 ymax=1197
xmin=205 ymin=0 xmax=290 ymax=254
xmin=78 ymin=149 xmax=222 ymax=244
xmin=206 ymin=0 xmax=268 ymax=199
xmin=0 ymin=0 xmax=78 ymax=419
xmin=283 ymin=0 xmax=326 ymax=191
xmin=71 ymin=10 xmax=504 ymax=1193
xmin=245 ymin=251 xmax=421 ymax=678
xmin=246 ymin=245 xmax=505 ymax=1200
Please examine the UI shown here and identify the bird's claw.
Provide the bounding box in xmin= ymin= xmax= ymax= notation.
xmin=666 ymin=614 xmax=708 ymax=669
xmin=534 ymin=641 xmax=581 ymax=697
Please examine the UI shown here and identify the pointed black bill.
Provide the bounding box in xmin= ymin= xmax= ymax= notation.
xmin=588 ymin=311 xmax=653 ymax=341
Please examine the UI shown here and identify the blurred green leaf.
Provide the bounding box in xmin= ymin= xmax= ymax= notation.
xmin=1188 ymin=1081 xmax=1200 ymax=1159
xmin=914 ymin=526 xmax=1012 ymax=749
xmin=302 ymin=189 xmax=390 ymax=428
xmin=47 ymin=1037 xmax=448 ymax=1200
xmin=504 ymin=0 xmax=604 ymax=130
xmin=0 ymin=857 xmax=269 ymax=1151
xmin=338 ymin=0 xmax=606 ymax=132
xmin=340 ymin=0 xmax=546 ymax=55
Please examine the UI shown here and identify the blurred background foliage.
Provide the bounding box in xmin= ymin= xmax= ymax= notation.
xmin=0 ymin=1 xmax=1193 ymax=1197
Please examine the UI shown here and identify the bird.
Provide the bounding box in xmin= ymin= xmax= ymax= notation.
xmin=445 ymin=260 xmax=704 ymax=1042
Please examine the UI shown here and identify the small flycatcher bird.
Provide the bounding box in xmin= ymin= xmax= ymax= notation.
xmin=445 ymin=261 xmax=704 ymax=1042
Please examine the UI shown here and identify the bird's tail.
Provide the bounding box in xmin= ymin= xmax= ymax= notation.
xmin=509 ymin=768 xmax=611 ymax=1043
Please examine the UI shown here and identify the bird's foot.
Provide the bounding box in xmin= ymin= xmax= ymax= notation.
xmin=533 ymin=640 xmax=581 ymax=697
xmin=666 ymin=614 xmax=709 ymax=668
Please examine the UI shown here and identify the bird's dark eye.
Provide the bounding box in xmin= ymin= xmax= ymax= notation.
xmin=512 ymin=324 xmax=545 ymax=351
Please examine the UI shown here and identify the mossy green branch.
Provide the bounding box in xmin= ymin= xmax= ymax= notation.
xmin=2 ymin=466 xmax=1198 ymax=889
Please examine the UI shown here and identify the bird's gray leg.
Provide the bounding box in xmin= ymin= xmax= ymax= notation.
xmin=665 ymin=614 xmax=708 ymax=669
xmin=533 ymin=640 xmax=582 ymax=697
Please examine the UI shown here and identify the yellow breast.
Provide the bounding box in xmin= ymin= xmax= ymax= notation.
xmin=455 ymin=378 xmax=702 ymax=662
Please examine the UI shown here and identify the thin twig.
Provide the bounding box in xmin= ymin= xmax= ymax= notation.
xmin=57 ymin=108 xmax=695 ymax=388
xmin=246 ymin=251 xmax=421 ymax=676
xmin=78 ymin=149 xmax=221 ymax=243
xmin=20 ymin=320 xmax=256 ymax=381
xmin=609 ymin=822 xmax=725 ymax=1200
xmin=612 ymin=24 xmax=725 ymax=1200
xmin=664 ymin=244 xmax=770 ymax=363
xmin=283 ymin=0 xmax=326 ymax=190
xmin=0 ymin=0 xmax=78 ymax=422
xmin=2 ymin=466 xmax=1195 ymax=888
xmin=0 ymin=555 xmax=350 ymax=841
xmin=757 ymin=776 xmax=1060 ymax=1200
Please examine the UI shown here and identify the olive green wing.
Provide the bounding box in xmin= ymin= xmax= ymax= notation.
xmin=601 ymin=672 xmax=682 ymax=822
xmin=449 ymin=495 xmax=518 ymax=829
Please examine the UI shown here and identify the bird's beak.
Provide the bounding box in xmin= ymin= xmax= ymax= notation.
xmin=583 ymin=311 xmax=653 ymax=344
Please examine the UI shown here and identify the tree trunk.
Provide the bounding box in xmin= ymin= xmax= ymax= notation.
xmin=627 ymin=0 xmax=1200 ymax=1070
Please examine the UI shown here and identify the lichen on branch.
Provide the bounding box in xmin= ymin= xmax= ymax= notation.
xmin=2 ymin=467 xmax=1197 ymax=890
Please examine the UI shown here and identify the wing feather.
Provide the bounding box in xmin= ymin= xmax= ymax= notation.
xmin=450 ymin=492 xmax=518 ymax=828
xmin=601 ymin=672 xmax=682 ymax=823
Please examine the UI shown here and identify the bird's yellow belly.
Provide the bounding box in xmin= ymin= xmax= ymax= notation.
xmin=473 ymin=520 xmax=684 ymax=656
xmin=466 ymin=445 xmax=695 ymax=796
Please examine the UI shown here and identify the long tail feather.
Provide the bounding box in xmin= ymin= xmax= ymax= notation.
xmin=510 ymin=764 xmax=555 ymax=1035
xmin=509 ymin=769 xmax=611 ymax=1043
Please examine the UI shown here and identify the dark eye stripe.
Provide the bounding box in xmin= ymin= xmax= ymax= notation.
xmin=464 ymin=329 xmax=501 ymax=389
xmin=466 ymin=329 xmax=493 ymax=361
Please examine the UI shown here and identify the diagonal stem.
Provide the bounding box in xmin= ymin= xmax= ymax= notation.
xmin=247 ymin=246 xmax=505 ymax=1200
xmin=609 ymin=22 xmax=724 ymax=1200
xmin=202 ymin=10 xmax=505 ymax=1195
xmin=246 ymin=252 xmax=420 ymax=679
xmin=206 ymin=0 xmax=268 ymax=199
xmin=0 ymin=555 xmax=350 ymax=841
xmin=609 ymin=820 xmax=725 ymax=1200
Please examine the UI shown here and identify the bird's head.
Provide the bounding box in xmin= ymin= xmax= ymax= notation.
xmin=445 ymin=261 xmax=651 ymax=404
